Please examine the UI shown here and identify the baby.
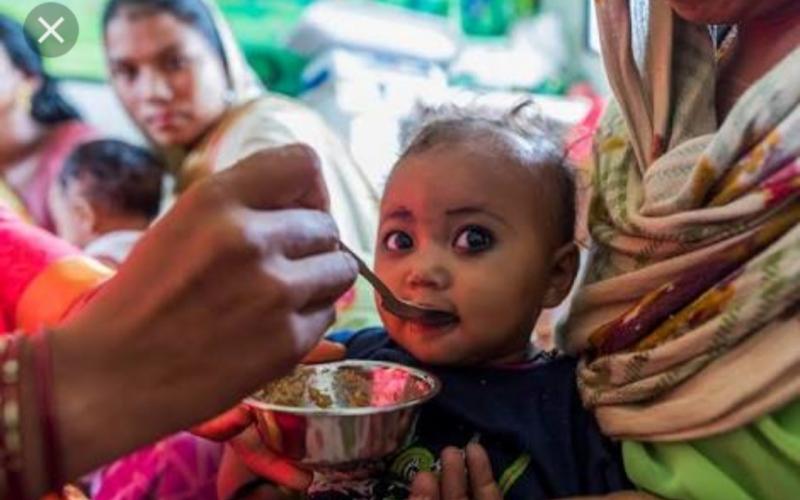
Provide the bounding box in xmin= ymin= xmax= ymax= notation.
xmin=224 ymin=103 xmax=629 ymax=499
xmin=50 ymin=139 xmax=163 ymax=266
xmin=314 ymin=103 xmax=630 ymax=499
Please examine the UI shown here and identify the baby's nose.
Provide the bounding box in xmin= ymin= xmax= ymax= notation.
xmin=406 ymin=263 xmax=451 ymax=290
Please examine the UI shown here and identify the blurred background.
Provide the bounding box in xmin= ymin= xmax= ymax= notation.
xmin=1 ymin=0 xmax=607 ymax=191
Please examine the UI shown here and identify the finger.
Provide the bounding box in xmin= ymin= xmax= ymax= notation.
xmin=213 ymin=144 xmax=330 ymax=211
xmin=410 ymin=471 xmax=441 ymax=500
xmin=285 ymin=251 xmax=358 ymax=311
xmin=301 ymin=340 xmax=346 ymax=364
xmin=291 ymin=306 xmax=338 ymax=357
xmin=230 ymin=427 xmax=313 ymax=491
xmin=466 ymin=444 xmax=502 ymax=500
xmin=441 ymin=447 xmax=469 ymax=500
xmin=191 ymin=404 xmax=253 ymax=441
xmin=253 ymin=209 xmax=340 ymax=260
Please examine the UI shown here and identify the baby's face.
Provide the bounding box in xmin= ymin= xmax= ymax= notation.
xmin=375 ymin=144 xmax=565 ymax=366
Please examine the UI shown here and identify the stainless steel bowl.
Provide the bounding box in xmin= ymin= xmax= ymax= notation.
xmin=244 ymin=360 xmax=441 ymax=471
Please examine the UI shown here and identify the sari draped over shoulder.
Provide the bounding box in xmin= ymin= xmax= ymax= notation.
xmin=560 ymin=1 xmax=800 ymax=497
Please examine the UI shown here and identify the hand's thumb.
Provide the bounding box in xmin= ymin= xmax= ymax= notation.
xmin=191 ymin=404 xmax=253 ymax=441
xmin=301 ymin=340 xmax=346 ymax=364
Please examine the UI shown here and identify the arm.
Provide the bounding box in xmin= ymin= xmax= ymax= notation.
xmin=4 ymin=145 xmax=358 ymax=498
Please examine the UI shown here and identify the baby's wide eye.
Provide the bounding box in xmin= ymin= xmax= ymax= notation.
xmin=453 ymin=225 xmax=494 ymax=254
xmin=384 ymin=231 xmax=414 ymax=252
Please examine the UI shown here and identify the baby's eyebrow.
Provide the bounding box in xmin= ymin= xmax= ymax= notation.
xmin=381 ymin=206 xmax=414 ymax=222
xmin=446 ymin=206 xmax=510 ymax=227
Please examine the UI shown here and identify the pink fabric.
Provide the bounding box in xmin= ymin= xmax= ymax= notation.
xmin=91 ymin=433 xmax=223 ymax=500
xmin=0 ymin=208 xmax=223 ymax=496
xmin=20 ymin=121 xmax=96 ymax=232
xmin=0 ymin=207 xmax=78 ymax=330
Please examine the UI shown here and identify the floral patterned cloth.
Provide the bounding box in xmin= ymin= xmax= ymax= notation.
xmin=561 ymin=0 xmax=800 ymax=441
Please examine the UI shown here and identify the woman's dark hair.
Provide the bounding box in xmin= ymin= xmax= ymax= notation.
xmin=0 ymin=15 xmax=81 ymax=124
xmin=102 ymin=0 xmax=228 ymax=73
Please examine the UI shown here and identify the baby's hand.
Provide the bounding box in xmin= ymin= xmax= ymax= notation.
xmin=410 ymin=444 xmax=502 ymax=500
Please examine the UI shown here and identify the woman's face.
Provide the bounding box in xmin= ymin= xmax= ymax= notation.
xmin=0 ymin=45 xmax=32 ymax=118
xmin=665 ymin=0 xmax=796 ymax=23
xmin=105 ymin=9 xmax=229 ymax=148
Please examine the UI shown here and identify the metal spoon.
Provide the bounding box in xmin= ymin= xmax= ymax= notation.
xmin=339 ymin=242 xmax=457 ymax=326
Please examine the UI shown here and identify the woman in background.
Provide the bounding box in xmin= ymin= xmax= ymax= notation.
xmin=102 ymin=0 xmax=379 ymax=335
xmin=0 ymin=15 xmax=95 ymax=232
xmin=101 ymin=0 xmax=378 ymax=260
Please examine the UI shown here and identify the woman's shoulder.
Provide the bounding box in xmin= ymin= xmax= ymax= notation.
xmin=237 ymin=94 xmax=327 ymax=129
xmin=47 ymin=120 xmax=97 ymax=148
xmin=40 ymin=120 xmax=97 ymax=167
xmin=40 ymin=119 xmax=96 ymax=167
xmin=248 ymin=93 xmax=316 ymax=112
xmin=213 ymin=94 xmax=333 ymax=162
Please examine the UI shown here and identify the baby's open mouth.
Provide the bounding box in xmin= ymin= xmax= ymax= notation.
xmin=380 ymin=296 xmax=460 ymax=328
xmin=408 ymin=303 xmax=460 ymax=328
xmin=417 ymin=311 xmax=459 ymax=327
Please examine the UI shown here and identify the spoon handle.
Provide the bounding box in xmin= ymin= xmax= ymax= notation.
xmin=339 ymin=242 xmax=397 ymax=305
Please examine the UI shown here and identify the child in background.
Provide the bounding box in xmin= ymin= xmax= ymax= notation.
xmin=50 ymin=139 xmax=163 ymax=267
xmin=225 ymin=102 xmax=631 ymax=499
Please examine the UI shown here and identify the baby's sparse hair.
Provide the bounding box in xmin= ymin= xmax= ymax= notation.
xmin=399 ymin=101 xmax=576 ymax=246
xmin=60 ymin=139 xmax=164 ymax=221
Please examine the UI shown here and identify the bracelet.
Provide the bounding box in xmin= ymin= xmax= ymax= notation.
xmin=1 ymin=333 xmax=25 ymax=498
xmin=31 ymin=330 xmax=62 ymax=493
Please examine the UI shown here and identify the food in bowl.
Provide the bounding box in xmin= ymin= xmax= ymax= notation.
xmin=244 ymin=361 xmax=441 ymax=470
xmin=252 ymin=363 xmax=431 ymax=410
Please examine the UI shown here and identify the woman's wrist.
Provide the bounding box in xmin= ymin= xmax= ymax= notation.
xmin=18 ymin=333 xmax=47 ymax=498
xmin=46 ymin=311 xmax=210 ymax=483
xmin=46 ymin=322 xmax=139 ymax=482
xmin=19 ymin=326 xmax=110 ymax=498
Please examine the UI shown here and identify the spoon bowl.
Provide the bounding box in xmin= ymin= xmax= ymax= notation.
xmin=339 ymin=242 xmax=458 ymax=325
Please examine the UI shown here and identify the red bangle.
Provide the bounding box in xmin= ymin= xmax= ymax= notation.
xmin=31 ymin=330 xmax=62 ymax=493
xmin=1 ymin=333 xmax=25 ymax=498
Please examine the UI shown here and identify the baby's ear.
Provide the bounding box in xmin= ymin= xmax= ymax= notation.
xmin=542 ymin=242 xmax=579 ymax=308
